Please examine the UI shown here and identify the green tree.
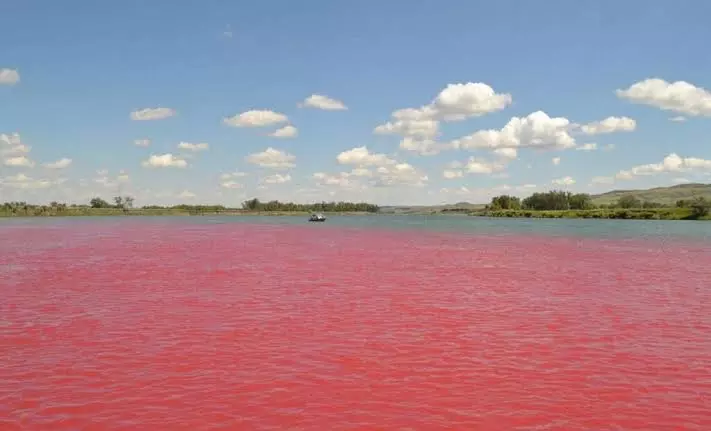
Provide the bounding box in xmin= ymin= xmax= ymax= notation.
xmin=616 ymin=194 xmax=642 ymax=209
xmin=489 ymin=195 xmax=521 ymax=210
xmin=89 ymin=197 xmax=111 ymax=208
xmin=569 ymin=193 xmax=594 ymax=210
xmin=690 ymin=197 xmax=710 ymax=218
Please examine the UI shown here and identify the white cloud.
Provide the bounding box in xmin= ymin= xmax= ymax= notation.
xmin=672 ymin=177 xmax=691 ymax=184
xmin=0 ymin=173 xmax=64 ymax=189
xmin=451 ymin=111 xmax=576 ymax=151
xmin=246 ymin=147 xmax=295 ymax=169
xmin=1 ymin=133 xmax=31 ymax=158
xmin=0 ymin=68 xmax=20 ymax=85
xmin=579 ymin=116 xmax=636 ymax=135
xmin=465 ymin=157 xmax=507 ymax=174
xmin=442 ymin=156 xmax=507 ymax=178
xmin=373 ymin=82 xmax=512 ymax=147
xmin=220 ymin=171 xmax=248 ymax=180
xmin=373 ymin=163 xmax=428 ymax=187
xmin=321 ymin=147 xmax=426 ymax=188
xmin=616 ymin=78 xmax=711 ymax=117
xmin=442 ymin=169 xmax=464 ymax=179
xmin=615 ymin=153 xmax=711 ymax=180
xmin=337 ymin=146 xmax=395 ymax=167
xmin=269 ymin=124 xmax=298 ymax=138
xmin=93 ymin=169 xmax=130 ymax=188
xmin=178 ymin=190 xmax=196 ymax=199
xmin=299 ymin=94 xmax=347 ymax=111
xmin=262 ymin=173 xmax=291 ymax=184
xmin=220 ymin=181 xmax=242 ymax=189
xmin=552 ymin=176 xmax=575 ymax=186
xmin=223 ymin=110 xmax=288 ymax=127
xmin=142 ymin=153 xmax=188 ymax=168
xmin=552 ymin=157 xmax=561 ymax=165
xmin=134 ymin=139 xmax=151 ymax=147
xmin=493 ymin=147 xmax=518 ymax=160
xmin=3 ymin=155 xmax=35 ymax=167
xmin=576 ymin=143 xmax=598 ymax=151
xmin=375 ymin=119 xmax=440 ymax=139
xmin=313 ymin=172 xmax=358 ymax=188
xmin=130 ymin=107 xmax=176 ymax=121
xmin=669 ymin=116 xmax=687 ymax=123
xmin=42 ymin=158 xmax=72 ymax=169
xmin=177 ymin=142 xmax=209 ymax=152
xmin=398 ymin=137 xmax=449 ymax=156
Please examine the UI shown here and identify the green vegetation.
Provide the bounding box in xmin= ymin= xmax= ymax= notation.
xmin=239 ymin=198 xmax=379 ymax=213
xmin=591 ymin=183 xmax=711 ymax=206
xmin=477 ymin=190 xmax=711 ymax=220
xmin=0 ymin=197 xmax=380 ymax=218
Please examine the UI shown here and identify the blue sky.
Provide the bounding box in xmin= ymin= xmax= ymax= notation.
xmin=2 ymin=0 xmax=711 ymax=206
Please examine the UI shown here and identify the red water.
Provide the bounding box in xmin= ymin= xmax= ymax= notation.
xmin=1 ymin=222 xmax=710 ymax=430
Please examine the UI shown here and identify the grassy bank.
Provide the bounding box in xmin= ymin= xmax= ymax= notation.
xmin=471 ymin=207 xmax=710 ymax=220
xmin=0 ymin=208 xmax=376 ymax=218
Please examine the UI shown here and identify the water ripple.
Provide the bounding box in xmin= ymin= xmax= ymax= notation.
xmin=1 ymin=222 xmax=710 ymax=430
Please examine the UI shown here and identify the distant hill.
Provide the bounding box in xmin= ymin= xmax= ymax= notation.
xmin=379 ymin=202 xmax=485 ymax=214
xmin=591 ymin=183 xmax=711 ymax=206
xmin=382 ymin=183 xmax=711 ymax=213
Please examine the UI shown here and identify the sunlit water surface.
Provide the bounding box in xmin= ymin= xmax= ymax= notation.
xmin=1 ymin=216 xmax=710 ymax=430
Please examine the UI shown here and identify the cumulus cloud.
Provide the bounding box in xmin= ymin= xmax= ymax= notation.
xmin=614 ymin=153 xmax=711 ymax=180
xmin=130 ymin=107 xmax=176 ymax=121
xmin=493 ymin=148 xmax=518 ymax=160
xmin=134 ymin=139 xmax=151 ymax=147
xmin=177 ymin=142 xmax=209 ymax=152
xmin=0 ymin=68 xmax=20 ymax=85
xmin=0 ymin=173 xmax=64 ymax=189
xmin=398 ymin=137 xmax=449 ymax=156
xmin=42 ymin=158 xmax=72 ymax=169
xmin=669 ymin=116 xmax=687 ymax=122
xmin=269 ymin=124 xmax=298 ymax=138
xmin=220 ymin=171 xmax=248 ymax=180
xmin=324 ymin=146 xmax=426 ymax=188
xmin=142 ymin=153 xmax=188 ymax=168
xmin=224 ymin=110 xmax=289 ymax=127
xmin=374 ymin=82 xmax=512 ymax=155
xmin=246 ymin=147 xmax=295 ymax=169
xmin=552 ymin=157 xmax=561 ymax=165
xmin=337 ymin=146 xmax=395 ymax=167
xmin=3 ymin=155 xmax=34 ymax=167
xmin=373 ymin=163 xmax=428 ymax=187
xmin=579 ymin=116 xmax=636 ymax=135
xmin=178 ymin=190 xmax=196 ymax=198
xmin=616 ymin=78 xmax=711 ymax=117
xmin=451 ymin=111 xmax=576 ymax=151
xmin=93 ymin=169 xmax=130 ymax=188
xmin=262 ymin=173 xmax=291 ymax=184
xmin=552 ymin=176 xmax=575 ymax=186
xmin=1 ymin=133 xmax=34 ymax=167
xmin=576 ymin=143 xmax=598 ymax=151
xmin=443 ymin=150 xmax=513 ymax=178
xmin=220 ymin=181 xmax=242 ymax=189
xmin=299 ymin=94 xmax=348 ymax=111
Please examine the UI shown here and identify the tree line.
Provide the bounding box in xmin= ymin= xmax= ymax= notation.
xmin=240 ymin=198 xmax=379 ymax=213
xmin=1 ymin=196 xmax=380 ymax=215
xmin=487 ymin=190 xmax=710 ymax=218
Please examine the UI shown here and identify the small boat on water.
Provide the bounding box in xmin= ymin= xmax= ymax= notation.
xmin=308 ymin=213 xmax=326 ymax=222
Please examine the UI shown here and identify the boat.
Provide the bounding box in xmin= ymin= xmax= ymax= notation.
xmin=308 ymin=212 xmax=326 ymax=222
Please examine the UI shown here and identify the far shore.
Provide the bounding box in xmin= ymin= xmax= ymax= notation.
xmin=1 ymin=207 xmax=710 ymax=220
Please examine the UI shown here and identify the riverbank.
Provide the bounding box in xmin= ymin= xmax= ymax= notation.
xmin=470 ymin=207 xmax=711 ymax=220
xmin=0 ymin=208 xmax=377 ymax=218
